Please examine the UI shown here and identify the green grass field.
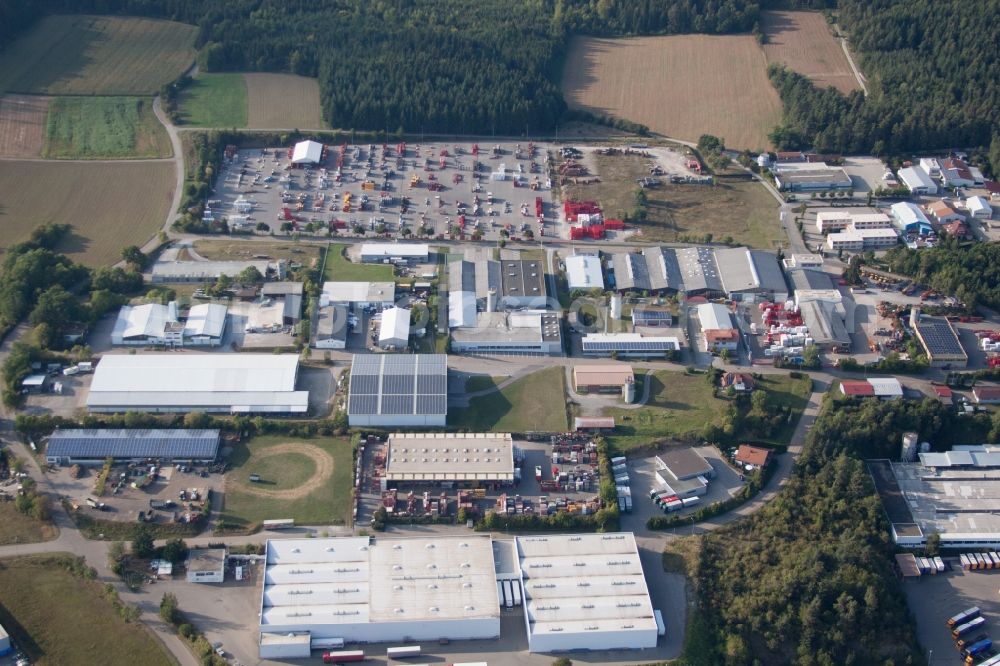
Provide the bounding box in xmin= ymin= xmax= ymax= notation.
xmin=176 ymin=74 xmax=248 ymax=127
xmin=0 ymin=554 xmax=175 ymax=666
xmin=219 ymin=435 xmax=354 ymax=532
xmin=604 ymin=370 xmax=725 ymax=450
xmin=754 ymin=373 xmax=812 ymax=444
xmin=464 ymin=375 xmax=507 ymax=393
xmin=0 ymin=503 xmax=58 ymax=546
xmin=324 ymin=243 xmax=395 ymax=281
xmin=451 ymin=367 xmax=568 ymax=433
xmin=43 ymin=97 xmax=172 ymax=159
xmin=0 ymin=15 xmax=196 ymax=95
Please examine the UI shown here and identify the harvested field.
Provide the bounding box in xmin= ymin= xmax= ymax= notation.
xmin=564 ymin=153 xmax=782 ymax=248
xmin=0 ymin=160 xmax=174 ymax=266
xmin=562 ymin=35 xmax=782 ymax=150
xmin=0 ymin=94 xmax=49 ymax=157
xmin=177 ymin=73 xmax=248 ymax=128
xmin=761 ymin=11 xmax=861 ymax=94
xmin=245 ymin=73 xmax=324 ymax=129
xmin=43 ymin=97 xmax=172 ymax=159
xmin=0 ymin=15 xmax=197 ymax=95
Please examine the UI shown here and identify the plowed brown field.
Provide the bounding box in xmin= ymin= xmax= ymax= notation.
xmin=245 ymin=73 xmax=324 ymax=129
xmin=760 ymin=11 xmax=861 ymax=94
xmin=562 ymin=35 xmax=782 ymax=150
xmin=0 ymin=95 xmax=49 ymax=157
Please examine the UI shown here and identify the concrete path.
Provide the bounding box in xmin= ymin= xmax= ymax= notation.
xmin=150 ymin=95 xmax=186 ymax=255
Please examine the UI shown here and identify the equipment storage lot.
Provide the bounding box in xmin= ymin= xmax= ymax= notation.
xmin=46 ymin=458 xmax=224 ymax=525
xmin=213 ymin=142 xmax=556 ymax=244
xmin=903 ymin=564 xmax=1000 ymax=663
xmin=621 ymin=446 xmax=746 ymax=532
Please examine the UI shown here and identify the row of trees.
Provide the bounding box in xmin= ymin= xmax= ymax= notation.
xmin=686 ymin=397 xmax=991 ymax=664
xmin=881 ymin=234 xmax=1000 ymax=311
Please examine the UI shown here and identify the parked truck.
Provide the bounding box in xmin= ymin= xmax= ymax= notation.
xmin=85 ymin=497 xmax=107 ymax=510
xmin=953 ymin=616 xmax=987 ymax=639
xmin=962 ymin=638 xmax=992 ymax=662
xmin=322 ymin=650 xmax=365 ymax=663
xmin=949 ymin=607 xmax=982 ymax=628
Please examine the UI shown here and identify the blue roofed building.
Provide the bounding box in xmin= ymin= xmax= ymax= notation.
xmin=890 ymin=202 xmax=934 ymax=236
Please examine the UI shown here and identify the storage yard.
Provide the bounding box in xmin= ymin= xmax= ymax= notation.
xmin=0 ymin=159 xmax=174 ymax=265
xmin=759 ymin=11 xmax=863 ymax=94
xmin=562 ymin=35 xmax=782 ymax=149
xmin=0 ymin=15 xmax=197 ymax=95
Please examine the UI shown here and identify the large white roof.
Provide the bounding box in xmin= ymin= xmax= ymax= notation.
xmin=91 ymin=353 xmax=299 ymax=393
xmin=898 ymin=166 xmax=936 ymax=190
xmin=565 ymin=255 xmax=605 ymax=291
xmin=360 ymin=243 xmax=429 ymax=259
xmin=517 ymin=533 xmax=657 ymax=642
xmin=697 ymin=302 xmax=734 ymax=331
xmin=184 ymin=303 xmax=227 ymax=338
xmin=448 ymin=291 xmax=477 ymax=328
xmin=385 ymin=433 xmax=514 ymax=481
xmin=321 ymin=281 xmax=395 ymax=304
xmin=291 ymin=140 xmax=323 ymax=164
xmin=261 ymin=536 xmax=499 ymax=628
xmin=968 ymin=196 xmax=992 ymax=214
xmin=378 ymin=307 xmax=410 ymax=345
xmin=890 ymin=202 xmax=930 ymax=226
xmin=113 ymin=302 xmax=177 ymax=340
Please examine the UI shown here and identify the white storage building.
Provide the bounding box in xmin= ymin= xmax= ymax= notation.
xmin=360 ymin=243 xmax=429 ymax=264
xmin=259 ymin=536 xmax=500 ymax=658
xmin=450 ymin=311 xmax=563 ymax=356
xmin=347 ymin=354 xmax=447 ymax=426
xmin=321 ymin=281 xmax=395 ymax=308
xmin=385 ymin=433 xmax=514 ymax=484
xmin=111 ymin=300 xmax=228 ymax=347
xmin=898 ymin=166 xmax=938 ymax=195
xmin=86 ymin=353 xmax=309 ymax=414
xmin=378 ymin=306 xmax=411 ymax=350
xmin=517 ymin=533 xmax=658 ymax=652
xmin=565 ymin=255 xmax=605 ymax=291
xmin=313 ymin=304 xmax=349 ymax=349
xmin=291 ymin=140 xmax=324 ymax=165
xmin=967 ymin=196 xmax=993 ymax=219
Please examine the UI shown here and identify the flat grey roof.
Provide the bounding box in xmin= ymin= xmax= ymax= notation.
xmin=657 ymin=448 xmax=713 ymax=480
xmin=188 ymin=548 xmax=226 ymax=572
xmin=676 ymin=246 xmax=723 ymax=294
xmin=788 ymin=267 xmax=834 ymax=291
xmin=500 ymin=260 xmax=545 ymax=300
xmin=647 ymin=247 xmax=684 ymax=292
xmin=799 ymin=300 xmax=851 ymax=346
xmin=448 ymin=259 xmax=477 ymax=293
xmin=316 ymin=304 xmax=349 ymax=343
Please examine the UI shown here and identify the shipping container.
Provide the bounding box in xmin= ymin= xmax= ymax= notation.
xmin=386 ymin=646 xmax=421 ymax=658
xmin=953 ymin=616 xmax=987 ymax=639
xmin=681 ymin=497 xmax=701 ymax=508
xmin=611 ymin=456 xmax=627 ymax=465
xmin=934 ymin=556 xmax=946 ymax=573
xmin=323 ymin=650 xmax=365 ymax=663
xmin=312 ymin=638 xmax=345 ymax=650
xmin=654 ymin=610 xmax=666 ymax=636
xmin=503 ymin=580 xmax=514 ymax=609
xmin=960 ymin=554 xmax=971 ymax=570
xmin=512 ymin=581 xmax=522 ymax=606
xmin=990 ymin=552 xmax=1000 ymax=567
xmin=497 ymin=581 xmax=504 ymax=607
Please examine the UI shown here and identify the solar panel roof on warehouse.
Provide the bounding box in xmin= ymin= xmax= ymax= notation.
xmin=348 ymin=354 xmax=447 ymax=416
xmin=914 ymin=316 xmax=965 ymax=356
xmin=46 ymin=429 xmax=220 ymax=460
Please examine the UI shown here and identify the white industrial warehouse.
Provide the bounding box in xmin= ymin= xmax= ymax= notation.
xmin=111 ymin=301 xmax=228 ymax=347
xmin=258 ymin=536 xmax=501 ymax=659
xmin=517 ymin=533 xmax=659 ymax=652
xmin=347 ymin=354 xmax=448 ymax=426
xmin=86 ymin=354 xmax=309 ymax=414
xmin=384 ymin=433 xmax=515 ymax=485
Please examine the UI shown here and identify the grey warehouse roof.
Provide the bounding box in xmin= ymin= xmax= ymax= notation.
xmin=348 ymin=354 xmax=448 ymax=418
xmin=47 ymin=429 xmax=220 ymax=460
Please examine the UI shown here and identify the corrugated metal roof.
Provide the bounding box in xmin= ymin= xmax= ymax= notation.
xmin=378 ymin=307 xmax=410 ymax=345
xmin=184 ymin=303 xmax=227 ymax=338
xmin=696 ymin=303 xmax=733 ymax=331
xmin=47 ymin=429 xmax=219 ymax=460
xmin=565 ymin=255 xmax=604 ymax=290
xmin=359 ymin=243 xmax=429 ymax=258
xmin=291 ymin=140 xmax=323 ymax=164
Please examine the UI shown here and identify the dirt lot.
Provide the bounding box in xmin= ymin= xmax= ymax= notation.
xmin=0 ymin=160 xmax=174 ymax=266
xmin=562 ymin=35 xmax=782 ymax=150
xmin=0 ymin=94 xmax=48 ymax=157
xmin=760 ymin=10 xmax=861 ymax=94
xmin=245 ymin=73 xmax=325 ymax=130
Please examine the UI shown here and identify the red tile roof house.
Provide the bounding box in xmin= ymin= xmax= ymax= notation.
xmin=942 ymin=220 xmax=971 ymax=239
xmin=735 ymin=444 xmax=772 ymax=470
xmin=973 ymin=385 xmax=1000 ymax=404
xmin=840 ymin=380 xmax=875 ymax=397
xmin=720 ymin=372 xmax=756 ymax=392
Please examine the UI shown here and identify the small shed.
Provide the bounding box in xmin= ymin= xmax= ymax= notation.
xmin=21 ymin=374 xmax=47 ymax=394
xmin=574 ymin=417 xmax=616 ymax=432
xmin=186 ymin=548 xmax=226 ymax=583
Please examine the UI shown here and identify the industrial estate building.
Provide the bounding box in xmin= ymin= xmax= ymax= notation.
xmin=359 ymin=243 xmax=429 ymax=264
xmin=871 ymin=445 xmax=1000 ymax=548
xmin=581 ymin=333 xmax=679 ymax=358
xmin=610 ymin=246 xmax=786 ymax=302
xmin=450 ymin=311 xmax=563 ymax=356
xmin=258 ymin=536 xmax=501 ymax=658
xmin=313 ymin=303 xmax=349 ymax=349
xmin=517 ymin=533 xmax=658 ymax=652
xmin=499 ymin=259 xmax=547 ymax=309
xmin=565 ymin=255 xmax=605 ymax=291
xmin=291 ymin=140 xmax=324 ymax=165
xmin=909 ymin=309 xmax=968 ymax=366
xmin=697 ymin=303 xmax=739 ymax=352
xmin=347 ymin=354 xmax=448 ymax=426
xmin=45 ymin=429 xmax=220 ymax=466
xmin=839 ymin=378 xmax=904 ymax=400
xmin=383 ymin=433 xmax=515 ymax=485
xmin=890 ymin=202 xmax=934 ymax=235
xmin=86 ymin=354 xmax=309 ymax=414
xmin=111 ymin=302 xmax=228 ymax=347
xmin=631 ymin=306 xmax=673 ymax=327
xmin=654 ymin=448 xmax=714 ymax=499
xmin=260 ymin=282 xmax=304 ymax=325
xmin=186 ymin=548 xmax=227 ymax=583
xmin=151 ymin=259 xmax=286 ymax=283
xmin=897 ymin=166 xmax=938 ymax=195
xmin=573 ymin=363 xmax=635 ymax=392
xmin=818 ymin=210 xmax=899 ymax=251
xmin=772 ymin=163 xmax=852 ymax=192
xmin=377 ymin=306 xmax=411 ymax=350
xmin=321 ymin=281 xmax=395 ymax=308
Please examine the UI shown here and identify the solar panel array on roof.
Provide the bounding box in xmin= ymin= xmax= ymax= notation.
xmin=632 ymin=307 xmax=673 ymax=325
xmin=582 ymin=339 xmax=678 ymax=351
xmin=46 ymin=429 xmax=220 ymax=461
xmin=347 ymin=354 xmax=448 ymax=422
xmin=913 ymin=316 xmax=966 ymax=357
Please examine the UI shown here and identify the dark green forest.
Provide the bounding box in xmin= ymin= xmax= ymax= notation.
xmin=687 ymin=398 xmax=993 ymax=665
xmin=882 ymin=235 xmax=1000 ymax=311
xmin=3 ymin=0 xmax=992 ymax=163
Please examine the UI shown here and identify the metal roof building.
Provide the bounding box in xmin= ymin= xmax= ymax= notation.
xmin=798 ymin=300 xmax=851 ymax=348
xmin=676 ymin=246 xmax=724 ymax=296
xmin=111 ymin=300 xmax=228 ymax=347
xmin=347 ymin=354 xmax=448 ymax=426
xmin=385 ymin=433 xmax=514 ymax=483
xmin=313 ymin=304 xmax=349 ymax=349
xmin=447 ymin=260 xmax=478 ymax=328
xmin=517 ymin=533 xmax=658 ymax=652
xmin=450 ymin=311 xmax=563 ymax=356
xmin=714 ymin=248 xmax=788 ymax=302
xmin=151 ymin=260 xmax=284 ymax=283
xmin=45 ymin=429 xmax=220 ymax=465
xmin=499 ymin=259 xmax=547 ymax=308
xmin=897 ymin=166 xmax=938 ymax=195
xmin=183 ymin=303 xmax=228 ymax=345
xmin=565 ymin=255 xmax=605 ymax=291
xmin=656 ymin=448 xmax=714 ymax=481
xmin=573 ymin=363 xmax=635 ymax=390
xmin=632 ymin=306 xmax=673 ymax=327
xmin=291 ymin=140 xmax=324 ymax=165
xmin=696 ymin=303 xmax=734 ymax=331
xmin=909 ymin=309 xmax=968 ymax=366
xmin=377 ymin=307 xmax=411 ymax=349
xmin=581 ymin=333 xmax=679 ymax=358
xmin=321 ymin=281 xmax=395 ymax=307
xmin=259 ymin=536 xmax=500 ymax=657
xmin=86 ymin=354 xmax=309 ymax=414
xmin=359 ymin=243 xmax=429 ymax=263
xmin=609 ymin=252 xmax=651 ymax=292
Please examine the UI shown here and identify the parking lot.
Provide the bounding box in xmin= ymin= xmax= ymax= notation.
xmin=903 ymin=563 xmax=1000 ymax=665
xmin=214 ymin=141 xmax=558 ymax=244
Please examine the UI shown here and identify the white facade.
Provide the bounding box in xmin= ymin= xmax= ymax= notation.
xmin=450 ymin=311 xmax=563 ymax=356
xmin=87 ymin=354 xmax=308 ymax=414
xmin=890 ymin=202 xmax=932 ymax=233
xmin=186 ymin=548 xmax=226 ymax=583
xmin=291 ymin=140 xmax=323 ymax=165
xmin=815 ymin=210 xmax=851 ymax=233
xmin=565 ymin=255 xmax=605 ymax=291
xmin=826 ymin=228 xmax=898 ymax=251
xmin=378 ymin=307 xmax=410 ymax=349
xmin=898 ymin=166 xmax=938 ymax=195
xmin=517 ymin=533 xmax=658 ymax=652
xmin=183 ymin=304 xmax=228 ymax=345
xmin=967 ymin=196 xmax=993 ymax=219
xmin=111 ymin=302 xmax=226 ymax=347
xmin=849 ymin=213 xmax=893 ymax=229
xmin=258 ymin=633 xmax=311 ymax=660
xmin=360 ymin=243 xmax=429 ymax=263
xmin=321 ymin=281 xmax=395 ymax=307
xmin=918 ymin=158 xmax=941 ymax=178
xmin=259 ymin=536 xmax=500 ymax=654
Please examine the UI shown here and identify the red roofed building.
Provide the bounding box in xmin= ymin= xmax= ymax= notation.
xmin=985 ymin=181 xmax=1000 ymax=201
xmin=720 ymin=372 xmax=756 ymax=392
xmin=705 ymin=329 xmax=740 ymax=352
xmin=840 ymin=380 xmax=875 ymax=397
xmin=973 ymin=385 xmax=1000 ymax=404
xmin=735 ymin=444 xmax=772 ymax=470
xmin=932 ymin=385 xmax=953 ymax=400
xmin=942 ymin=220 xmax=971 ymax=239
